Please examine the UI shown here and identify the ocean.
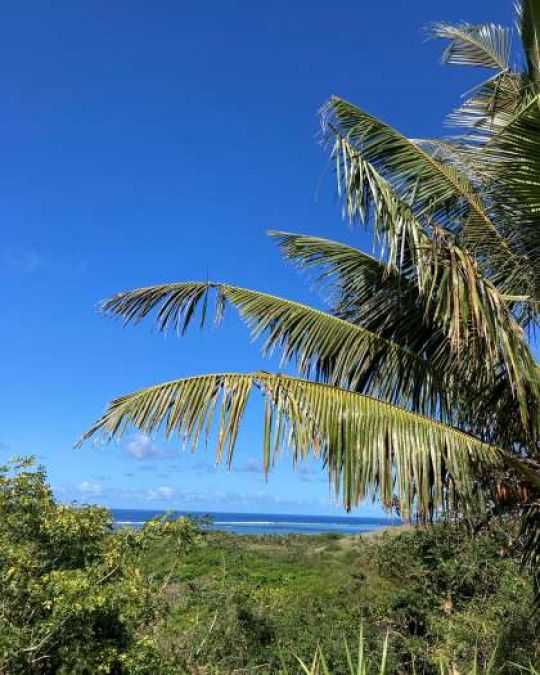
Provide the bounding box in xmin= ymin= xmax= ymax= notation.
xmin=111 ymin=509 xmax=400 ymax=536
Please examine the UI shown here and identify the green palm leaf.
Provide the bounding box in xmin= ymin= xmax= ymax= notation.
xmin=323 ymin=125 xmax=530 ymax=333
xmin=447 ymin=71 xmax=526 ymax=136
xmin=431 ymin=22 xmax=512 ymax=70
xmin=325 ymin=96 xmax=495 ymax=229
xmin=79 ymin=371 xmax=506 ymax=518
xmin=325 ymin=132 xmax=428 ymax=271
xmin=271 ymin=231 xmax=421 ymax=322
xmin=480 ymin=98 xmax=540 ymax=299
xmin=271 ymin=231 xmax=455 ymax=361
xmin=102 ymin=281 xmax=450 ymax=418
xmin=448 ymin=96 xmax=540 ymax=321
xmin=427 ymin=25 xmax=540 ymax=313
xmin=324 ymin=96 xmax=529 ymax=292
xmin=271 ymin=232 xmax=540 ymax=443
xmin=519 ymin=0 xmax=540 ymax=91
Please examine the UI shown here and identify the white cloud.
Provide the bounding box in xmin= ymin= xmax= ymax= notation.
xmin=55 ymin=478 xmax=330 ymax=512
xmin=77 ymin=480 xmax=104 ymax=497
xmin=124 ymin=433 xmax=170 ymax=460
xmin=147 ymin=485 xmax=175 ymax=501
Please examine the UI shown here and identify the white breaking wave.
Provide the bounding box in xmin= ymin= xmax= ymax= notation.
xmin=214 ymin=520 xmax=368 ymax=528
xmin=214 ymin=521 xmax=275 ymax=526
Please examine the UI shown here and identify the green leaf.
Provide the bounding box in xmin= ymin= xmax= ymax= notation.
xmin=519 ymin=0 xmax=540 ymax=91
xmin=271 ymin=231 xmax=540 ymax=446
xmin=431 ymin=22 xmax=512 ymax=70
xmin=79 ymin=371 xmax=507 ymax=519
xmin=324 ymin=96 xmax=529 ymax=293
xmin=101 ymin=280 xmax=453 ymax=419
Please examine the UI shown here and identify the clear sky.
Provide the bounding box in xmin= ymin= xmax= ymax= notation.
xmin=0 ymin=0 xmax=516 ymax=514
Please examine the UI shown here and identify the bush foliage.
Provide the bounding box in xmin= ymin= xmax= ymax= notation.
xmin=0 ymin=457 xmax=198 ymax=673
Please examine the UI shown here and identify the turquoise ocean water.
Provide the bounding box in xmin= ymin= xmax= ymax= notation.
xmin=111 ymin=509 xmax=400 ymax=536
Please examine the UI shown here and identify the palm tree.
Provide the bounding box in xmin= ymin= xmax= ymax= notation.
xmin=82 ymin=2 xmax=539 ymax=584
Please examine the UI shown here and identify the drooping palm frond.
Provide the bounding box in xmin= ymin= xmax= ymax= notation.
xmin=327 ymin=123 xmax=535 ymax=332
xmin=484 ymin=95 xmax=540 ymax=211
xmin=271 ymin=232 xmax=540 ymax=444
xmin=430 ymin=18 xmax=540 ymax=322
xmin=478 ymin=98 xmax=540 ymax=312
xmin=325 ymin=97 xmax=497 ymax=231
xmin=271 ymin=230 xmax=453 ymax=356
xmin=324 ymin=133 xmax=430 ymax=292
xmin=324 ymin=96 xmax=531 ymax=297
xmin=446 ymin=70 xmax=527 ymax=133
xmin=101 ymin=281 xmax=451 ymax=419
xmin=431 ymin=22 xmax=512 ymax=70
xmin=79 ymin=371 xmax=506 ymax=517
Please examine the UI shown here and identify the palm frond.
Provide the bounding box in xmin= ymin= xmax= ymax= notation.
xmin=431 ymin=22 xmax=512 ymax=70
xmin=518 ymin=0 xmax=540 ymax=91
xmin=483 ymin=95 xmax=540 ymax=209
xmin=446 ymin=71 xmax=527 ymax=132
xmin=325 ymin=97 xmax=495 ymax=231
xmin=416 ymin=139 xmax=492 ymax=184
xmin=481 ymin=97 xmax=540 ymax=280
xmin=271 ymin=232 xmax=540 ymax=444
xmin=271 ymin=230 xmax=443 ymax=352
xmin=325 ymin=132 xmax=428 ymax=274
xmin=101 ymin=281 xmax=451 ymax=418
xmin=457 ymin=95 xmax=540 ymax=319
xmin=324 ymin=96 xmax=529 ymax=290
xmin=79 ymin=371 xmax=506 ymax=518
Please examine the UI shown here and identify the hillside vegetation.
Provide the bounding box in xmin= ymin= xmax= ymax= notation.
xmin=2 ymin=459 xmax=536 ymax=673
xmin=150 ymin=525 xmax=537 ymax=672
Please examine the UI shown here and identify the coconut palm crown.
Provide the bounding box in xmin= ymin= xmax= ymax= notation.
xmin=82 ymin=2 xmax=540 ymax=571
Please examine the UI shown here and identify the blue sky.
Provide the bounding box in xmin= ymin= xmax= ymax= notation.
xmin=0 ymin=0 xmax=516 ymax=514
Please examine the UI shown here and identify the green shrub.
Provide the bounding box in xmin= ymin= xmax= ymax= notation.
xmin=362 ymin=522 xmax=538 ymax=671
xmin=0 ymin=457 xmax=199 ymax=673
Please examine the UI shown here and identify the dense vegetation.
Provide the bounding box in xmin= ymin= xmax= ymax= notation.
xmin=0 ymin=458 xmax=199 ymax=673
xmin=1 ymin=459 xmax=537 ymax=673
xmin=151 ymin=525 xmax=538 ymax=673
